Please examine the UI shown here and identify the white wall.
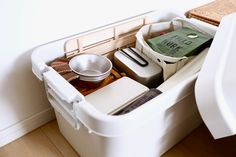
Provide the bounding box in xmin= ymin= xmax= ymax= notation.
xmin=0 ymin=0 xmax=211 ymax=147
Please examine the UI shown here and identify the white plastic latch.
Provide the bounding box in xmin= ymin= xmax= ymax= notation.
xmin=44 ymin=68 xmax=85 ymax=104
xmin=44 ymin=68 xmax=85 ymax=130
xmin=72 ymin=101 xmax=82 ymax=130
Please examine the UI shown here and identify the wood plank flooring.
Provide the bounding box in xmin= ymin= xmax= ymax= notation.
xmin=0 ymin=121 xmax=79 ymax=157
xmin=162 ymin=125 xmax=236 ymax=157
xmin=1 ymin=120 xmax=236 ymax=157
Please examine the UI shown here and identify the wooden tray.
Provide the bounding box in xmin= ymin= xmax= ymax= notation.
xmin=187 ymin=0 xmax=236 ymax=26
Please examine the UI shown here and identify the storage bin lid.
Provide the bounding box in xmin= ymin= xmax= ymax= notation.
xmin=195 ymin=13 xmax=236 ymax=139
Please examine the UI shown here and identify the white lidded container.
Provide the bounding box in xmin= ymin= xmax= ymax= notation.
xmin=31 ymin=10 xmax=236 ymax=157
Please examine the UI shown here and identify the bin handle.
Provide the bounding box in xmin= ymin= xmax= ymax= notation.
xmin=43 ymin=68 xmax=84 ymax=104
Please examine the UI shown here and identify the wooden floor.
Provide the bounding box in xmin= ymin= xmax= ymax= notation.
xmin=1 ymin=120 xmax=236 ymax=157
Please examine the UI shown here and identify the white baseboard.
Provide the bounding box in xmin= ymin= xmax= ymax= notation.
xmin=0 ymin=107 xmax=55 ymax=147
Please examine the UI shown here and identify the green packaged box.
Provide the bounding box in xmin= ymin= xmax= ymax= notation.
xmin=147 ymin=27 xmax=213 ymax=58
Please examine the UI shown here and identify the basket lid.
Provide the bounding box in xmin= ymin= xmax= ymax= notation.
xmin=195 ymin=13 xmax=236 ymax=139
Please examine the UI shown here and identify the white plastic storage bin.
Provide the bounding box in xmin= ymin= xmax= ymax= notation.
xmin=31 ymin=10 xmax=236 ymax=157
